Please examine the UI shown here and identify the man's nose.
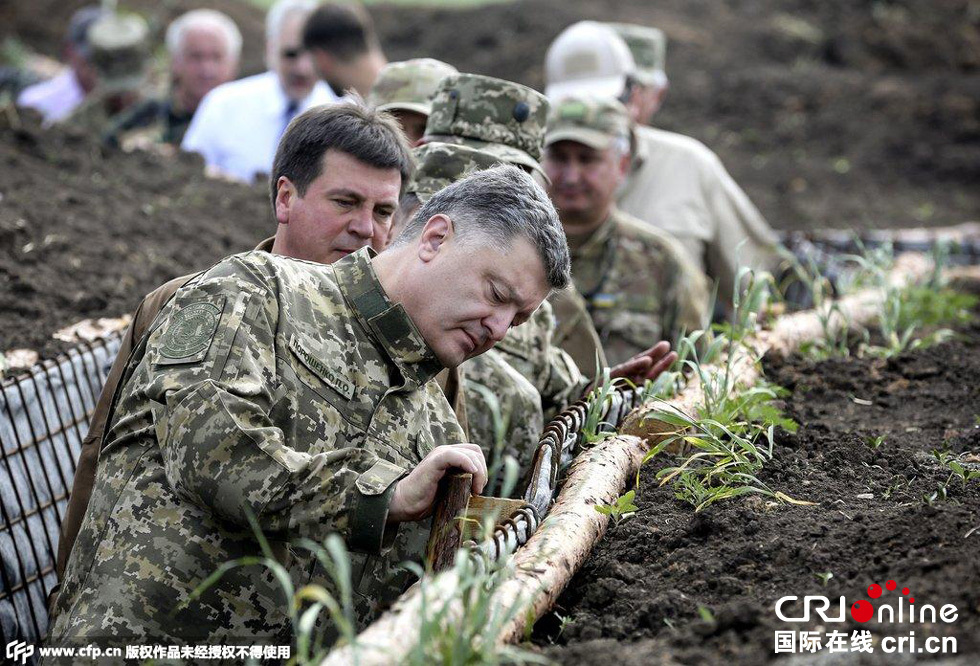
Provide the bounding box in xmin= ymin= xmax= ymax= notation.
xmin=348 ymin=208 xmax=375 ymax=238
xmin=485 ymin=309 xmax=514 ymax=343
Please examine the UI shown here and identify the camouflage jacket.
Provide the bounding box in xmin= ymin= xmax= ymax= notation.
xmin=569 ymin=208 xmax=710 ymax=366
xmin=48 ymin=249 xmax=464 ymax=649
xmin=461 ymin=349 xmax=543 ymax=496
xmin=495 ymin=298 xmax=590 ymax=421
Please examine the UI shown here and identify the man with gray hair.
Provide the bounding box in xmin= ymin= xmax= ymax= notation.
xmin=181 ymin=0 xmax=337 ymax=182
xmin=46 ymin=159 xmax=568 ymax=650
xmin=103 ymin=9 xmax=241 ymax=150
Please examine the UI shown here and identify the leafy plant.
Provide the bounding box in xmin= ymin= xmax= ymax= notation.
xmin=595 ymin=489 xmax=639 ymax=525
xmin=865 ymin=434 xmax=886 ymax=451
xmin=815 ymin=572 xmax=834 ymax=587
xmin=948 ymin=460 xmax=980 ymax=486
xmin=581 ymin=368 xmax=618 ymax=445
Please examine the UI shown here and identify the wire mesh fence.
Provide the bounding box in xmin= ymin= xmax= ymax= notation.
xmin=0 ymin=333 xmax=121 ymax=648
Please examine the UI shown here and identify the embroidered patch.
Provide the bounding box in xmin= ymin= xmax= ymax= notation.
xmin=289 ymin=335 xmax=355 ymax=400
xmin=160 ymin=302 xmax=221 ymax=359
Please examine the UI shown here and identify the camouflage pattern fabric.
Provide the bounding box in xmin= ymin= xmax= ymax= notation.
xmin=495 ymin=298 xmax=590 ymax=422
xmin=47 ymin=248 xmax=464 ymax=653
xmin=101 ymin=96 xmax=194 ymax=149
xmin=461 ymin=349 xmax=543 ymax=496
xmin=423 ymin=73 xmax=550 ymax=176
xmin=607 ymin=23 xmax=667 ymax=86
xmin=367 ymin=58 xmax=458 ymax=116
xmin=544 ymin=95 xmax=631 ymax=151
xmin=567 ymin=207 xmax=710 ymax=366
xmin=548 ymin=285 xmax=607 ymax=378
xmin=408 ymin=142 xmax=505 ymax=202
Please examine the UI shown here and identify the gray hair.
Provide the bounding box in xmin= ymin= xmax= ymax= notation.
xmin=392 ymin=165 xmax=571 ymax=290
xmin=166 ymin=9 xmax=242 ymax=61
xmin=266 ymin=0 xmax=317 ymax=47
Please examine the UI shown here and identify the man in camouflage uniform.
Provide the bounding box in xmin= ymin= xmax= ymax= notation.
xmin=102 ymin=9 xmax=241 ymax=151
xmin=543 ymin=95 xmax=709 ymax=366
xmin=367 ymin=58 xmax=457 ymax=144
xmin=420 ymin=72 xmax=679 ymax=415
xmin=48 ymin=101 xmax=475 ymax=618
xmin=545 ymin=22 xmax=781 ymax=314
xmin=399 ymin=142 xmax=544 ymax=493
xmin=47 ymin=164 xmax=569 ymax=653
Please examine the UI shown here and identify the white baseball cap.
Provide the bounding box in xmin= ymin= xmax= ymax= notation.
xmin=544 ymin=21 xmax=636 ymax=101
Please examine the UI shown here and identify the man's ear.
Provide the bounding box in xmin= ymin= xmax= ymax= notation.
xmin=617 ymin=150 xmax=631 ymax=178
xmin=417 ymin=213 xmax=454 ymax=262
xmin=274 ymin=177 xmax=296 ymax=225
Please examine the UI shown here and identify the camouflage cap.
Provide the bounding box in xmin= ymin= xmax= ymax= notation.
xmin=407 ymin=142 xmax=504 ymax=202
xmin=367 ymin=58 xmax=458 ymax=116
xmin=544 ymin=95 xmax=631 ymax=151
xmin=88 ymin=13 xmax=149 ymax=92
xmin=607 ymin=23 xmax=667 ymax=87
xmin=422 ymin=73 xmax=549 ymax=175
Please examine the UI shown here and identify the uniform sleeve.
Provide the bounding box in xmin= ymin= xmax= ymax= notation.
xmin=701 ymin=153 xmax=781 ymax=309
xmin=662 ymin=241 xmax=711 ymax=345
xmin=145 ymin=264 xmax=402 ymax=554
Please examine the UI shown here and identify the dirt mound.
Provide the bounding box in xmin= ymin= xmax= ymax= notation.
xmin=535 ymin=314 xmax=980 ymax=663
xmin=0 ymin=113 xmax=271 ymax=359
xmin=1 ymin=0 xmax=978 ymax=354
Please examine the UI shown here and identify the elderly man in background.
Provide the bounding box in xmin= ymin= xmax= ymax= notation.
xmin=103 ymin=9 xmax=241 ymax=150
xmin=16 ymin=6 xmax=105 ymax=125
xmin=303 ymin=2 xmax=388 ymax=97
xmin=181 ymin=0 xmax=337 ymax=183
xmin=543 ymin=95 xmax=709 ymax=366
xmin=367 ymin=58 xmax=457 ymax=144
xmin=546 ymin=21 xmax=780 ymax=314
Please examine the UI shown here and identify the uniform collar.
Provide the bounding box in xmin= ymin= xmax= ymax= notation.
xmin=568 ymin=212 xmax=616 ymax=259
xmin=334 ymin=248 xmax=443 ymax=385
xmin=254 ymin=236 xmax=275 ymax=252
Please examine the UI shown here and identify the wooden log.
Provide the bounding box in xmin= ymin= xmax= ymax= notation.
xmin=425 ymin=472 xmax=472 ymax=573
xmin=323 ymin=252 xmax=954 ymax=663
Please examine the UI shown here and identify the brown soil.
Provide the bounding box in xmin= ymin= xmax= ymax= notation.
xmin=1 ymin=0 xmax=978 ymax=356
xmin=533 ymin=306 xmax=980 ymax=664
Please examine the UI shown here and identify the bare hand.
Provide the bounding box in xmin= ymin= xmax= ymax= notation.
xmin=608 ymin=340 xmax=677 ymax=385
xmin=387 ymin=443 xmax=487 ymax=523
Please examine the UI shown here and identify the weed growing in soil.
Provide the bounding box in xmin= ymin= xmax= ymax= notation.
xmin=595 ymin=489 xmax=639 ymax=525
xmin=581 ymin=369 xmax=618 ymax=445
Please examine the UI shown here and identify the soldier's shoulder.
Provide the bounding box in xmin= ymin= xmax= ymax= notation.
xmin=635 ymin=125 xmax=721 ymax=168
xmin=613 ymin=209 xmax=697 ymax=265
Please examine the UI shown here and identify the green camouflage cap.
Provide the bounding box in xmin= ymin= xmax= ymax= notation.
xmin=408 ymin=142 xmax=504 ymax=202
xmin=607 ymin=23 xmax=667 ymax=87
xmin=88 ymin=13 xmax=149 ymax=93
xmin=544 ymin=95 xmax=631 ymax=151
xmin=423 ymin=73 xmax=550 ymax=176
xmin=367 ymin=58 xmax=458 ymax=116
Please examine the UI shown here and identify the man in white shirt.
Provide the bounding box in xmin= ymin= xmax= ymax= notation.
xmin=181 ymin=0 xmax=338 ymax=183
xmin=545 ymin=21 xmax=781 ymax=313
xmin=17 ymin=6 xmax=105 ymax=126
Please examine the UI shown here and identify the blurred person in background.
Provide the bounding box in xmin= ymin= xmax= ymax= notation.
xmin=181 ymin=0 xmax=337 ymax=183
xmin=16 ymin=6 xmax=106 ymax=125
xmin=103 ymin=9 xmax=241 ymax=150
xmin=367 ymin=58 xmax=457 ymax=144
xmin=546 ymin=21 xmax=780 ymax=315
xmin=303 ymin=2 xmax=387 ymax=97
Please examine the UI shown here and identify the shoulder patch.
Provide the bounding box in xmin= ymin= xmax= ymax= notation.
xmin=289 ymin=334 xmax=355 ymax=400
xmin=160 ymin=301 xmax=223 ymax=360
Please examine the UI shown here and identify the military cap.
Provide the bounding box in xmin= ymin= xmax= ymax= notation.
xmin=544 ymin=95 xmax=631 ymax=151
xmin=607 ymin=23 xmax=667 ymax=88
xmin=368 ymin=58 xmax=458 ymax=116
xmin=422 ymin=73 xmax=549 ymax=176
xmin=88 ymin=12 xmax=150 ymax=92
xmin=544 ymin=21 xmax=635 ymax=101
xmin=408 ymin=142 xmax=504 ymax=202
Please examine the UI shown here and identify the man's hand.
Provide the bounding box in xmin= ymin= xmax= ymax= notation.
xmin=608 ymin=340 xmax=677 ymax=385
xmin=387 ymin=443 xmax=487 ymax=524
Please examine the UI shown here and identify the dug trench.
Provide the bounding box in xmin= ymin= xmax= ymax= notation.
xmin=534 ymin=301 xmax=980 ymax=664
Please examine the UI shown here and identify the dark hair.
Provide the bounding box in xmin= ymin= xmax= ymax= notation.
xmin=302 ymin=3 xmax=379 ymax=62
xmin=270 ymin=97 xmax=415 ymax=209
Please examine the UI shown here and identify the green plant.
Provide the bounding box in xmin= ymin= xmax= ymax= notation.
xmin=865 ymin=434 xmax=886 ymax=451
xmin=404 ymin=548 xmax=548 ymax=666
xmin=947 ymin=460 xmax=980 ymax=486
xmin=815 ymin=572 xmax=834 ymax=587
xmin=581 ymin=368 xmax=618 ymax=445
xmin=595 ymin=489 xmax=639 ymax=525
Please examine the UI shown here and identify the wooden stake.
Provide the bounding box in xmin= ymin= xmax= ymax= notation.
xmin=425 ymin=472 xmax=472 ymax=573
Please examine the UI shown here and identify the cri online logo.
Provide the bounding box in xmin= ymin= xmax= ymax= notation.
xmin=775 ymin=579 xmax=959 ymax=625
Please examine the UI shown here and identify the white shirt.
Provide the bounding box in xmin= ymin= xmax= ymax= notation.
xmin=181 ymin=71 xmax=338 ymax=184
xmin=17 ymin=69 xmax=85 ymax=125
xmin=617 ymin=125 xmax=780 ymax=308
